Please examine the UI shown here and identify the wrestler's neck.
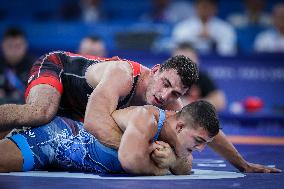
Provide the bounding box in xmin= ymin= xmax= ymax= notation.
xmin=130 ymin=66 xmax=151 ymax=106
xmin=159 ymin=112 xmax=179 ymax=149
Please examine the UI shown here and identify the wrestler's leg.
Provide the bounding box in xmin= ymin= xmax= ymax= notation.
xmin=0 ymin=138 xmax=23 ymax=172
xmin=0 ymin=84 xmax=61 ymax=139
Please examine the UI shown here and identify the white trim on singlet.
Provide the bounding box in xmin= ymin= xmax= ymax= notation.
xmin=37 ymin=51 xmax=63 ymax=78
xmin=66 ymin=52 xmax=109 ymax=62
xmin=63 ymin=72 xmax=85 ymax=79
xmin=58 ymin=69 xmax=63 ymax=83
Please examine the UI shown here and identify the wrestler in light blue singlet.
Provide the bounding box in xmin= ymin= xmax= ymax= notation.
xmin=8 ymin=108 xmax=166 ymax=173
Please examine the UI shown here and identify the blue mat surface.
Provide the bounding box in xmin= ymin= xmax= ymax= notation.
xmin=0 ymin=144 xmax=283 ymax=189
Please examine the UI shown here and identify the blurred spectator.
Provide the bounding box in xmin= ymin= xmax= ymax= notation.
xmin=173 ymin=42 xmax=226 ymax=111
xmin=0 ymin=27 xmax=34 ymax=104
xmin=141 ymin=0 xmax=195 ymax=24
xmin=78 ymin=35 xmax=106 ymax=57
xmin=80 ymin=0 xmax=105 ymax=23
xmin=254 ymin=3 xmax=284 ymax=52
xmin=227 ymin=0 xmax=271 ymax=29
xmin=60 ymin=0 xmax=105 ymax=22
xmin=172 ymin=0 xmax=237 ymax=56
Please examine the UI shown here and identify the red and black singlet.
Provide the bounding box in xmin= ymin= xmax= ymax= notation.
xmin=25 ymin=51 xmax=141 ymax=121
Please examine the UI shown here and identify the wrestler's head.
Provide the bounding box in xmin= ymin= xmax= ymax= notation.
xmin=145 ymin=55 xmax=198 ymax=108
xmin=174 ymin=100 xmax=220 ymax=157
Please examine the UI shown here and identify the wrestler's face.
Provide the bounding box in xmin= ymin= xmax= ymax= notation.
xmin=175 ymin=124 xmax=213 ymax=157
xmin=145 ymin=65 xmax=188 ymax=108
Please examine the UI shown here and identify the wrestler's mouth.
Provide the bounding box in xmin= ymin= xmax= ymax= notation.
xmin=154 ymin=96 xmax=163 ymax=106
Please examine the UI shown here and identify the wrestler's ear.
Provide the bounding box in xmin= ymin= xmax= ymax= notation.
xmin=176 ymin=122 xmax=185 ymax=134
xmin=151 ymin=64 xmax=161 ymax=74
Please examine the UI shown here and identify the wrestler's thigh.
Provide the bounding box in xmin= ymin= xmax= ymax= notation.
xmin=0 ymin=138 xmax=23 ymax=172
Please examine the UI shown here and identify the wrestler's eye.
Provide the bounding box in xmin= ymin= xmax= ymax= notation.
xmin=172 ymin=91 xmax=181 ymax=98
xmin=163 ymin=81 xmax=170 ymax=88
xmin=162 ymin=78 xmax=171 ymax=88
xmin=195 ymin=138 xmax=203 ymax=144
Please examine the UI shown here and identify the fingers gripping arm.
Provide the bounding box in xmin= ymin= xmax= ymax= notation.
xmin=118 ymin=110 xmax=169 ymax=176
xmin=151 ymin=141 xmax=193 ymax=175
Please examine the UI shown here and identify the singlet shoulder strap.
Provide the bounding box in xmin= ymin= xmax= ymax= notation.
xmin=117 ymin=60 xmax=141 ymax=109
xmin=127 ymin=60 xmax=141 ymax=77
xmin=152 ymin=108 xmax=166 ymax=142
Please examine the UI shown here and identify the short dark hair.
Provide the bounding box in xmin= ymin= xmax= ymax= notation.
xmin=177 ymin=100 xmax=220 ymax=137
xmin=160 ymin=55 xmax=199 ymax=88
xmin=3 ymin=27 xmax=25 ymax=39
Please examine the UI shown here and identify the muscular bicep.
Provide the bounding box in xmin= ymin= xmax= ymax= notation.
xmin=118 ymin=124 xmax=151 ymax=173
xmin=83 ymin=63 xmax=134 ymax=148
xmin=118 ymin=110 xmax=158 ymax=174
xmin=86 ymin=62 xmax=133 ymax=115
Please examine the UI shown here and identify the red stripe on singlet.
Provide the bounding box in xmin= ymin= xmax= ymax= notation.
xmin=24 ymin=76 xmax=63 ymax=99
xmin=47 ymin=54 xmax=62 ymax=66
xmin=65 ymin=52 xmax=141 ymax=77
xmin=127 ymin=61 xmax=141 ymax=77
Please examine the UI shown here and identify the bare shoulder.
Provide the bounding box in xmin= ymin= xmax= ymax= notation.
xmin=85 ymin=60 xmax=133 ymax=88
xmin=128 ymin=106 xmax=158 ymax=139
xmin=112 ymin=106 xmax=158 ymax=134
xmin=119 ymin=106 xmax=158 ymax=124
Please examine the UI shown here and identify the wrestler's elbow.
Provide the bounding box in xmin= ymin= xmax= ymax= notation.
xmin=19 ymin=104 xmax=57 ymax=126
xmin=32 ymin=104 xmax=57 ymax=125
xmin=119 ymin=151 xmax=144 ymax=175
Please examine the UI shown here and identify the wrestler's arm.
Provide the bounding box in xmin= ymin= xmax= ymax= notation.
xmin=0 ymin=51 xmax=64 ymax=134
xmin=208 ymin=130 xmax=281 ymax=173
xmin=0 ymin=84 xmax=60 ymax=132
xmin=151 ymin=141 xmax=193 ymax=175
xmin=84 ymin=62 xmax=133 ymax=149
xmin=118 ymin=109 xmax=168 ymax=176
xmin=170 ymin=154 xmax=193 ymax=175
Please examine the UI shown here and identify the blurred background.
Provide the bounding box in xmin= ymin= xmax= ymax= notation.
xmin=0 ymin=0 xmax=283 ymax=138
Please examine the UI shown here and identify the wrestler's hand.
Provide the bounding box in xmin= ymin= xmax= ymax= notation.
xmin=243 ymin=162 xmax=281 ymax=173
xmin=151 ymin=141 xmax=176 ymax=169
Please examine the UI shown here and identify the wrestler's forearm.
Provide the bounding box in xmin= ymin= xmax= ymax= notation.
xmin=84 ymin=100 xmax=123 ymax=150
xmin=85 ymin=116 xmax=122 ymax=149
xmin=0 ymin=104 xmax=48 ymax=131
xmin=139 ymin=158 xmax=169 ymax=176
xmin=170 ymin=154 xmax=193 ymax=175
xmin=208 ymin=130 xmax=248 ymax=171
xmin=120 ymin=154 xmax=169 ymax=176
xmin=0 ymin=84 xmax=60 ymax=132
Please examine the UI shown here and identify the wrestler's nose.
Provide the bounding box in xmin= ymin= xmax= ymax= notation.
xmin=161 ymin=90 xmax=172 ymax=102
xmin=194 ymin=143 xmax=206 ymax=152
